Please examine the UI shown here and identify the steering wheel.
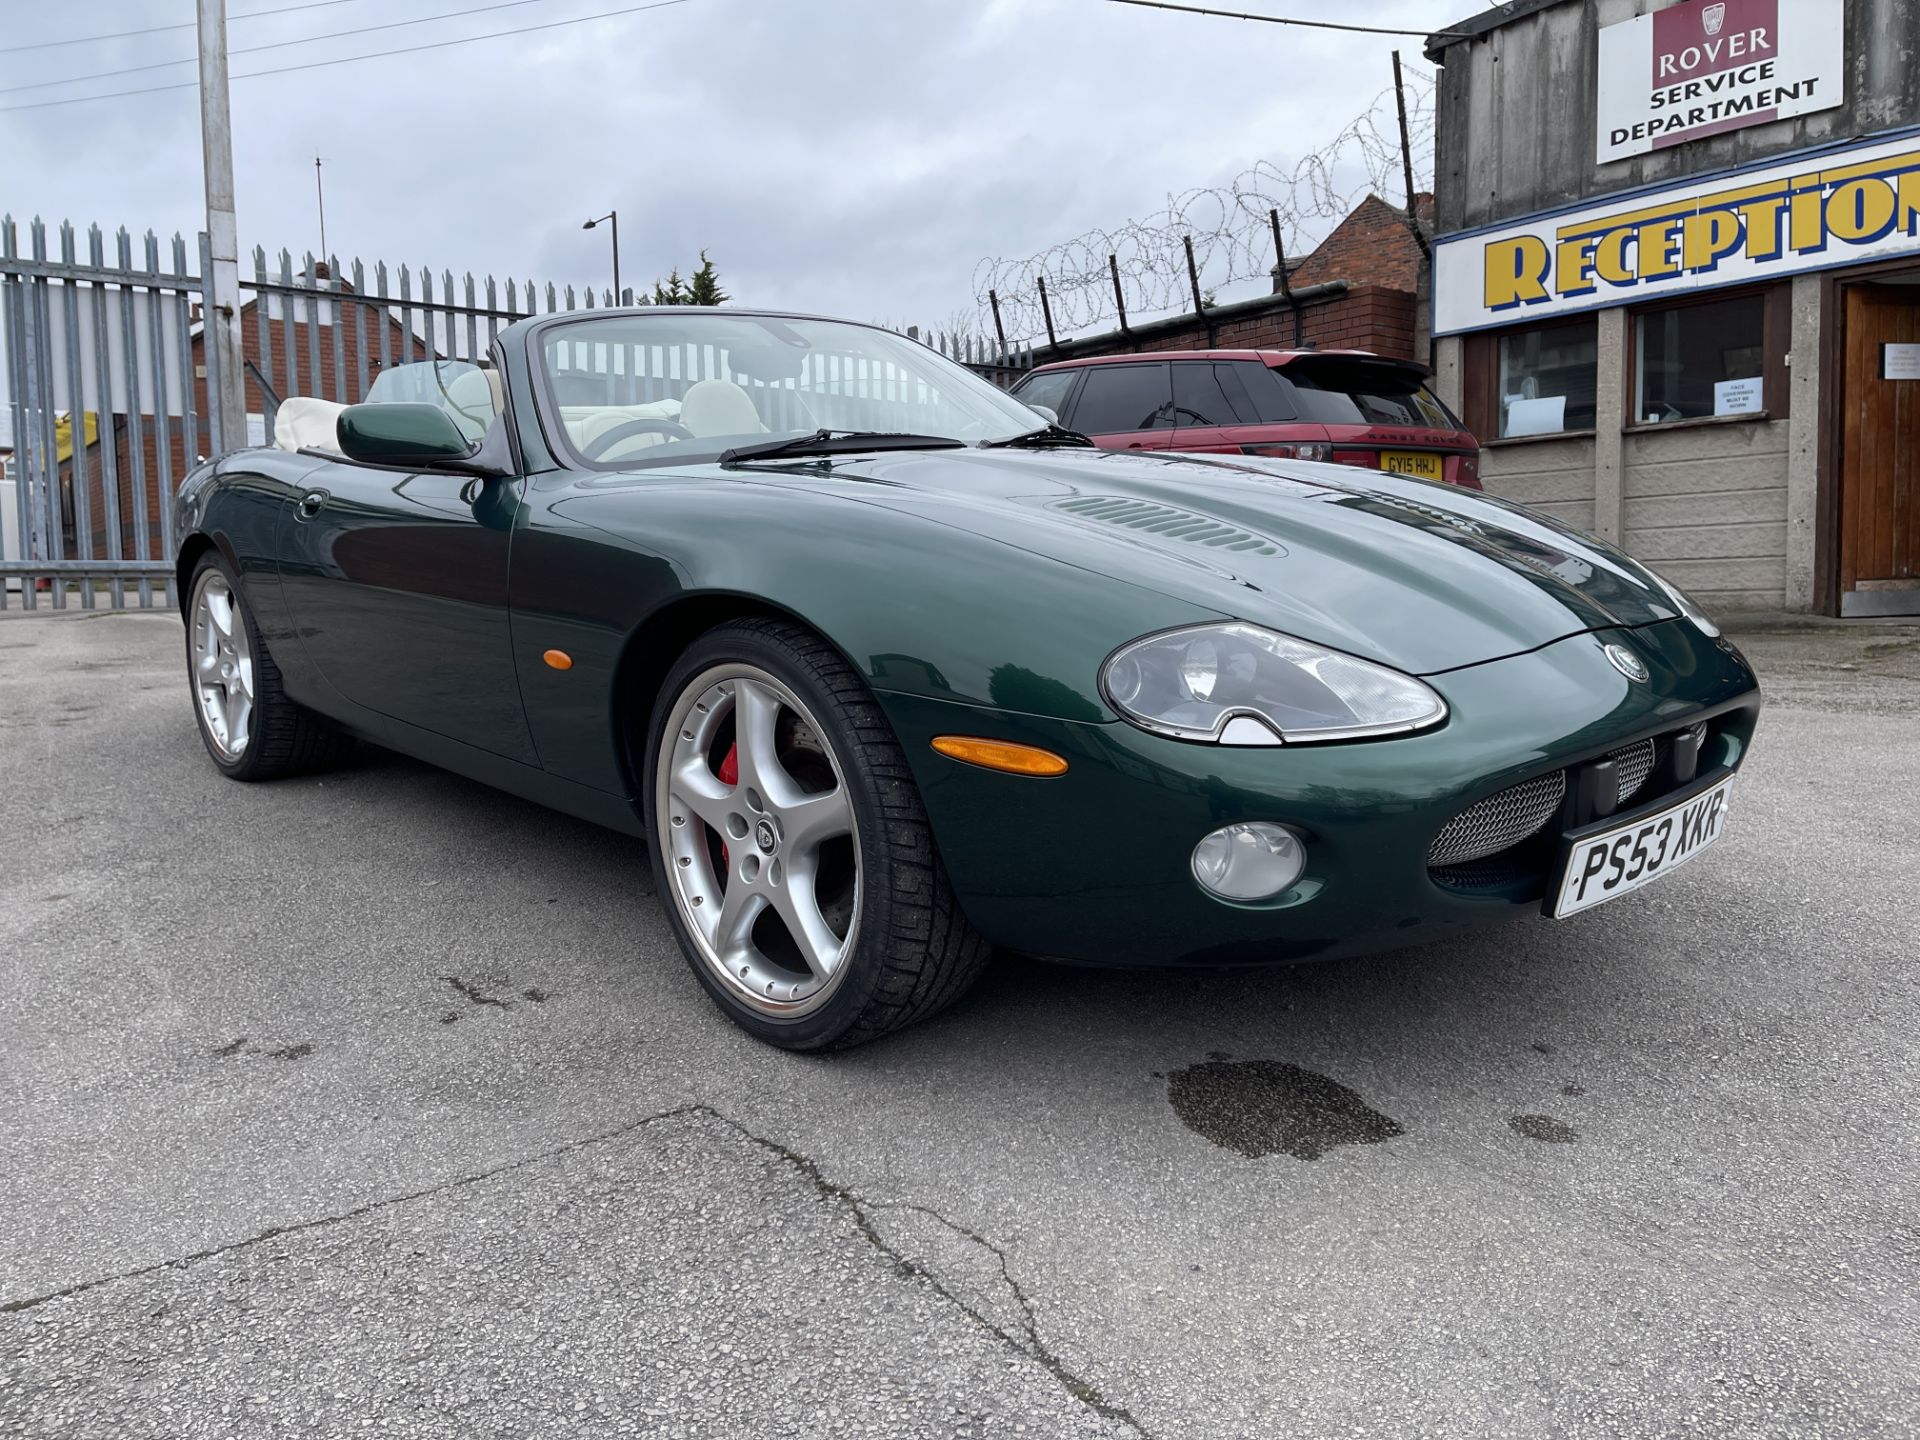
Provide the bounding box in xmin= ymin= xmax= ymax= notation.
xmin=582 ymin=416 xmax=694 ymax=459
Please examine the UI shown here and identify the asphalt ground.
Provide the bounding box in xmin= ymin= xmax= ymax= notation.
xmin=2 ymin=608 xmax=1916 ymax=1439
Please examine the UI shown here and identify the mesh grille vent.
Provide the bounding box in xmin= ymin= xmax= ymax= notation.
xmin=1427 ymin=770 xmax=1568 ymax=867
xmin=1052 ymin=496 xmax=1280 ymax=554
xmin=1609 ymin=738 xmax=1655 ymax=803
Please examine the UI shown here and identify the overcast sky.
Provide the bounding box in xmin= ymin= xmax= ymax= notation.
xmin=1 ymin=0 xmax=1449 ymax=342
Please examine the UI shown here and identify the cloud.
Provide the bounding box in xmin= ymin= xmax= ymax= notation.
xmin=1 ymin=0 xmax=1443 ymax=334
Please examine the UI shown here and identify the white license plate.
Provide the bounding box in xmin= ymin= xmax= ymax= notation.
xmin=1551 ymin=776 xmax=1734 ymax=918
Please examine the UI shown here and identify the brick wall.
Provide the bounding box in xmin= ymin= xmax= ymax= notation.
xmin=1282 ymin=194 xmax=1429 ymax=293
xmin=58 ymin=299 xmax=430 ymax=561
xmin=1052 ymin=283 xmax=1419 ymax=365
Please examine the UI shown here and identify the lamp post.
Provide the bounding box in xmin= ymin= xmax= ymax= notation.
xmin=583 ymin=211 xmax=620 ymax=304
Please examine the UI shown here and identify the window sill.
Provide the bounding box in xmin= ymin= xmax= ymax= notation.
xmin=1623 ymin=410 xmax=1773 ymax=435
xmin=1483 ymin=428 xmax=1596 ymax=449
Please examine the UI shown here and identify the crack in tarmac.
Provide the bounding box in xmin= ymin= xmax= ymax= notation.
xmin=705 ymin=1115 xmax=1153 ymax=1438
xmin=0 ymin=1103 xmax=1151 ymax=1438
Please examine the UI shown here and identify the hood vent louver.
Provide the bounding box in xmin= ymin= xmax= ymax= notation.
xmin=1051 ymin=496 xmax=1282 ymax=556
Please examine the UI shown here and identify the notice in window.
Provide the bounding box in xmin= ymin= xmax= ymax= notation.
xmin=1712 ymin=377 xmax=1763 ymax=415
xmin=1506 ymin=395 xmax=1567 ymax=437
xmin=1883 ymin=344 xmax=1920 ymax=381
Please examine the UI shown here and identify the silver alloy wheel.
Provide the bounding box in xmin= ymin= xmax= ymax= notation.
xmin=655 ymin=664 xmax=861 ymax=1018
xmin=189 ymin=568 xmax=255 ymax=761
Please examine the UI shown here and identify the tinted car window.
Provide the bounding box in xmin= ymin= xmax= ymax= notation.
xmin=1012 ymin=369 xmax=1079 ymax=420
xmin=1229 ymin=361 xmax=1299 ymax=422
xmin=1171 ymin=363 xmax=1247 ymax=428
xmin=1281 ymin=357 xmax=1461 ymax=428
xmin=1071 ymin=364 xmax=1173 ymax=433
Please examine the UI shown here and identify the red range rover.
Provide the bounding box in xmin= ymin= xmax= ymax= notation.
xmin=1008 ymin=348 xmax=1482 ymax=490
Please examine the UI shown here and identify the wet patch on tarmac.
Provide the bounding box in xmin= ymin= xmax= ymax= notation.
xmin=1509 ymin=1114 xmax=1578 ymax=1143
xmin=1166 ymin=1059 xmax=1404 ymax=1160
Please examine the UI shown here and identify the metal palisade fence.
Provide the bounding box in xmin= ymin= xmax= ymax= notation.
xmin=1 ymin=215 xmax=1029 ymax=612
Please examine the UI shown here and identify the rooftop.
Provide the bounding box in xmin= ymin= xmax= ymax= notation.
xmin=1425 ymin=0 xmax=1577 ymax=61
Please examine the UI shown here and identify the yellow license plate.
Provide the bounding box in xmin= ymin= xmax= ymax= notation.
xmin=1380 ymin=450 xmax=1444 ymax=480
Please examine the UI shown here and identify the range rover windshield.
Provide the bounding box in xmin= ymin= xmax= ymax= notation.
xmin=537 ymin=312 xmax=1049 ymax=468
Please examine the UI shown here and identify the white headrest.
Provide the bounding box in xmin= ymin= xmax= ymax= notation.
xmin=446 ymin=367 xmax=503 ymax=421
xmin=680 ymin=380 xmax=766 ymax=438
xmin=274 ymin=397 xmax=347 ymax=453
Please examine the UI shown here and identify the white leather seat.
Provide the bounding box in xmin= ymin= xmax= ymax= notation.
xmin=680 ymin=380 xmax=766 ymax=438
xmin=274 ymin=397 xmax=347 ymax=453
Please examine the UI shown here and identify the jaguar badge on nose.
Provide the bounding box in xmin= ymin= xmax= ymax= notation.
xmin=1605 ymin=643 xmax=1649 ymax=683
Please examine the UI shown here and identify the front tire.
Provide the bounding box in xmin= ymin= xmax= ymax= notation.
xmin=185 ymin=550 xmax=350 ymax=781
xmin=644 ymin=618 xmax=991 ymax=1050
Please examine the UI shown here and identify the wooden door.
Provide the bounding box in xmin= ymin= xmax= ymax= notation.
xmin=1840 ymin=285 xmax=1920 ymax=616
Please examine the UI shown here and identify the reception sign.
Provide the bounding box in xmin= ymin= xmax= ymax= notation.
xmin=1595 ymin=0 xmax=1844 ymax=164
xmin=1433 ymin=133 xmax=1920 ymax=336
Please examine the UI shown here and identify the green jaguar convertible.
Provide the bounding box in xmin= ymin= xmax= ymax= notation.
xmin=174 ymin=309 xmax=1760 ymax=1049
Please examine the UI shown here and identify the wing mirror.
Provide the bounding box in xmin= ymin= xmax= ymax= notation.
xmin=336 ymin=402 xmax=501 ymax=475
xmin=1027 ymin=404 xmax=1060 ymax=424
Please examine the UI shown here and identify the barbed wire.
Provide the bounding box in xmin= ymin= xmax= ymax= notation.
xmin=972 ymin=68 xmax=1433 ymax=344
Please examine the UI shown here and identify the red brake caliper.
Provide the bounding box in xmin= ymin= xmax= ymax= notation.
xmin=717 ymin=742 xmax=739 ymax=868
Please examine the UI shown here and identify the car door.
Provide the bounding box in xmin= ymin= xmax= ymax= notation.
xmin=275 ymin=395 xmax=539 ymax=766
xmin=1063 ymin=362 xmax=1176 ymax=449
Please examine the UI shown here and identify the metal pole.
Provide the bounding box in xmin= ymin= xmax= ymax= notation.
xmin=197 ymin=0 xmax=246 ymax=454
xmin=609 ymin=210 xmax=621 ymax=303
xmin=1108 ymin=254 xmax=1130 ymax=336
xmin=1392 ymin=50 xmax=1432 ymax=259
xmin=315 ymin=156 xmax=328 ymax=263
xmin=1037 ymin=275 xmax=1058 ymax=350
xmin=988 ymin=289 xmax=1007 ymax=356
xmin=1270 ymin=207 xmax=1304 ymax=348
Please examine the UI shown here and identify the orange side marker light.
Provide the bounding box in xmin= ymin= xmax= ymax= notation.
xmin=543 ymin=649 xmax=574 ymax=671
xmin=930 ymin=736 xmax=1069 ymax=777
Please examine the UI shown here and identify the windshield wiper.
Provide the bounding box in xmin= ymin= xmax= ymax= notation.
xmin=719 ymin=429 xmax=967 ymax=463
xmin=979 ymin=423 xmax=1096 ymax=449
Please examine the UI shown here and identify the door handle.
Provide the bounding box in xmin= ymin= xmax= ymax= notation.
xmin=296 ymin=489 xmax=329 ymax=520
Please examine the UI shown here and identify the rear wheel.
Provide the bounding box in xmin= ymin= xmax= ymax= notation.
xmin=645 ymin=618 xmax=990 ymax=1050
xmin=185 ymin=551 xmax=350 ymax=781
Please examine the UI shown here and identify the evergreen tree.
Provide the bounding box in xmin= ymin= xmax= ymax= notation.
xmin=686 ymin=251 xmax=729 ymax=306
xmin=651 ymin=268 xmax=688 ymax=306
xmin=651 ymin=252 xmax=727 ymax=306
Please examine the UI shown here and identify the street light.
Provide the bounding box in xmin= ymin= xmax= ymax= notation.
xmin=583 ymin=211 xmax=621 ymax=304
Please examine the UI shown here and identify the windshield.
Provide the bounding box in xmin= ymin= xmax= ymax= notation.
xmin=536 ymin=312 xmax=1047 ymax=467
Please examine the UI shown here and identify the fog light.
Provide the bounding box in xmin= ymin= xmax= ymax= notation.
xmin=1191 ymin=822 xmax=1305 ymax=901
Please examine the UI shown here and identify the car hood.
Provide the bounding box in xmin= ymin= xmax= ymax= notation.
xmin=653 ymin=447 xmax=1687 ymax=676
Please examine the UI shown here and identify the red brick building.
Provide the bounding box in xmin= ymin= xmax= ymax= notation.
xmin=1032 ymin=193 xmax=1432 ymax=365
xmin=58 ymin=285 xmax=426 ymax=562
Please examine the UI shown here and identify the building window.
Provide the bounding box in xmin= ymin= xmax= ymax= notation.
xmin=1495 ymin=319 xmax=1597 ymax=438
xmin=1634 ymin=292 xmax=1768 ymax=424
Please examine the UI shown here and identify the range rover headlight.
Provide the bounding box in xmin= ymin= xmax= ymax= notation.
xmin=1648 ymin=569 xmax=1721 ymax=639
xmin=1101 ymin=622 xmax=1447 ymax=745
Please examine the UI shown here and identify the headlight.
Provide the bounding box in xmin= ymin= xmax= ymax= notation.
xmin=1101 ymin=622 xmax=1447 ymax=745
xmin=1648 ymin=570 xmax=1721 ymax=638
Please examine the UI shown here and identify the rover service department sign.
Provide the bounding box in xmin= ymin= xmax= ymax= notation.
xmin=1595 ymin=0 xmax=1844 ymax=164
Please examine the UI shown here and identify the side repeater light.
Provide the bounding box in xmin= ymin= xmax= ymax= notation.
xmin=931 ymin=736 xmax=1069 ymax=777
xmin=542 ymin=649 xmax=574 ymax=671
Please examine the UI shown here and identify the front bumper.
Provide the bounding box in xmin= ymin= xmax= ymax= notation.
xmin=879 ymin=619 xmax=1760 ymax=967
